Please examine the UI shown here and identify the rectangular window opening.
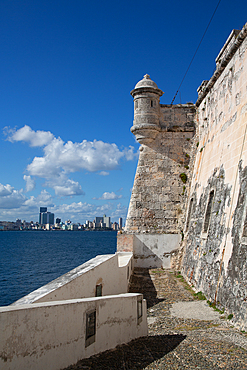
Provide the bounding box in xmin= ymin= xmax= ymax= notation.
xmin=95 ymin=284 xmax=102 ymax=297
xmin=85 ymin=310 xmax=96 ymax=347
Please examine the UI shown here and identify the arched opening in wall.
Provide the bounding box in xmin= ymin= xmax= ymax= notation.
xmin=151 ymin=100 xmax=153 ymax=107
xmin=203 ymin=190 xmax=214 ymax=233
xmin=186 ymin=198 xmax=193 ymax=231
xmin=135 ymin=100 xmax=138 ymax=109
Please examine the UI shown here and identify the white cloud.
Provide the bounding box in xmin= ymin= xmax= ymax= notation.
xmin=52 ymin=202 xmax=99 ymax=222
xmin=53 ymin=179 xmax=85 ymax=197
xmin=43 ymin=174 xmax=85 ymax=197
xmin=98 ymin=171 xmax=109 ymax=176
xmin=123 ymin=145 xmax=139 ymax=161
xmin=0 ymin=188 xmax=54 ymax=220
xmin=5 ymin=125 xmax=138 ymax=179
xmin=93 ymin=192 xmax=122 ymax=200
xmin=27 ymin=137 xmax=126 ymax=177
xmin=54 ymin=202 xmax=95 ymax=215
xmin=23 ymin=175 xmax=35 ymax=192
xmin=110 ymin=203 xmax=128 ymax=220
xmin=49 ymin=202 xmax=114 ymax=223
xmin=24 ymin=190 xmax=53 ymax=209
xmin=0 ymin=183 xmax=26 ymax=209
xmin=4 ymin=125 xmax=139 ymax=197
xmin=0 ymin=183 xmax=125 ymax=223
xmin=0 ymin=183 xmax=13 ymax=196
xmin=5 ymin=125 xmax=54 ymax=147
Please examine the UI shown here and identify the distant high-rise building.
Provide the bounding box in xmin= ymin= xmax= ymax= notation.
xmin=119 ymin=218 xmax=123 ymax=230
xmin=103 ymin=214 xmax=111 ymax=228
xmin=94 ymin=215 xmax=111 ymax=228
xmin=39 ymin=207 xmax=47 ymax=224
xmin=47 ymin=212 xmax=54 ymax=225
xmin=40 ymin=212 xmax=47 ymax=225
xmin=39 ymin=207 xmax=54 ymax=225
xmin=95 ymin=217 xmax=102 ymax=223
xmin=112 ymin=222 xmax=119 ymax=231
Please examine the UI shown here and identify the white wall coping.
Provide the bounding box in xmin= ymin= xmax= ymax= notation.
xmin=11 ymin=252 xmax=134 ymax=306
xmin=117 ymin=252 xmax=133 ymax=267
xmin=12 ymin=254 xmax=115 ymax=305
xmin=1 ymin=293 xmax=141 ymax=313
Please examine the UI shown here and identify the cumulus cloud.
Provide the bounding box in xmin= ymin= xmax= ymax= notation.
xmin=43 ymin=174 xmax=85 ymax=197
xmin=0 ymin=183 xmax=26 ymax=209
xmin=5 ymin=125 xmax=54 ymax=147
xmin=110 ymin=203 xmax=128 ymax=220
xmin=27 ymin=137 xmax=126 ymax=177
xmin=24 ymin=190 xmax=53 ymax=209
xmin=6 ymin=125 xmax=137 ymax=176
xmin=53 ymin=179 xmax=84 ymax=197
xmin=123 ymin=145 xmax=139 ymax=161
xmin=0 ymin=183 xmax=13 ymax=196
xmin=54 ymin=202 xmax=95 ymax=215
xmin=0 ymin=183 xmax=125 ymax=223
xmin=52 ymin=202 xmax=113 ymax=222
xmin=98 ymin=171 xmax=109 ymax=176
xmin=4 ymin=125 xmax=138 ymax=199
xmin=93 ymin=192 xmax=122 ymax=200
xmin=23 ymin=175 xmax=35 ymax=192
xmin=0 ymin=188 xmax=54 ymax=220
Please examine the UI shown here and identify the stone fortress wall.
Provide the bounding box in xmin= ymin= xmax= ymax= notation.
xmin=118 ymin=75 xmax=197 ymax=268
xmin=118 ymin=22 xmax=247 ymax=330
xmin=182 ymin=24 xmax=247 ymax=331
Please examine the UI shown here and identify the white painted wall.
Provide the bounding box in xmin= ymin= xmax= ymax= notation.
xmin=133 ymin=234 xmax=181 ymax=268
xmin=13 ymin=252 xmax=133 ymax=305
xmin=0 ymin=293 xmax=147 ymax=370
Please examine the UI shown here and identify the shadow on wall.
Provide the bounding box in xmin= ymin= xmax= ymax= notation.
xmin=134 ymin=240 xmax=163 ymax=268
xmin=63 ymin=334 xmax=187 ymax=370
xmin=133 ymin=234 xmax=181 ymax=268
xmin=128 ymin=268 xmax=164 ymax=309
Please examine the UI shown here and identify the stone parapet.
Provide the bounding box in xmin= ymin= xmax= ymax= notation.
xmin=196 ymin=22 xmax=247 ymax=107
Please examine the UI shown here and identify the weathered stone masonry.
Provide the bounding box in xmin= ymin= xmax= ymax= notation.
xmin=118 ymin=74 xmax=196 ymax=268
xmin=125 ymin=124 xmax=195 ymax=234
xmin=118 ymin=22 xmax=247 ymax=330
xmin=182 ymin=24 xmax=247 ymax=331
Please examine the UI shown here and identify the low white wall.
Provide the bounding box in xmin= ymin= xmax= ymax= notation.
xmin=133 ymin=234 xmax=181 ymax=268
xmin=0 ymin=293 xmax=147 ymax=370
xmin=13 ymin=252 xmax=133 ymax=305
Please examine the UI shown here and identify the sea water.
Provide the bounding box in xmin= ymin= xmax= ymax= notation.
xmin=0 ymin=230 xmax=117 ymax=306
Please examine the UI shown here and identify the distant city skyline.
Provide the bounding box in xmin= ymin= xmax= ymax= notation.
xmin=0 ymin=211 xmax=123 ymax=231
xmin=0 ymin=1 xmax=246 ymax=223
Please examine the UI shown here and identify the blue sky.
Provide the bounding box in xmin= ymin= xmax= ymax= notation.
xmin=0 ymin=0 xmax=246 ymax=224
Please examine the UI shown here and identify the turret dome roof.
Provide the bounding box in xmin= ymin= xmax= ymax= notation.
xmin=134 ymin=74 xmax=159 ymax=89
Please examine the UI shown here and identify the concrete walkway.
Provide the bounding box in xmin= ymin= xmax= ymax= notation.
xmin=64 ymin=268 xmax=247 ymax=369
